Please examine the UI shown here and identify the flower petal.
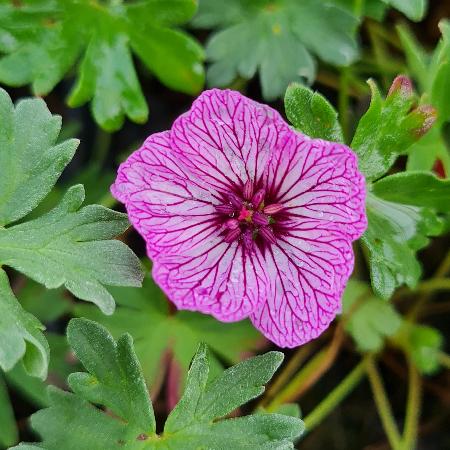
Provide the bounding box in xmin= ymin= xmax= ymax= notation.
xmin=267 ymin=136 xmax=367 ymax=240
xmin=170 ymin=89 xmax=290 ymax=192
xmin=153 ymin=243 xmax=268 ymax=321
xmin=111 ymin=131 xmax=220 ymax=258
xmin=250 ymin=230 xmax=354 ymax=348
xmin=112 ymin=130 xmax=266 ymax=320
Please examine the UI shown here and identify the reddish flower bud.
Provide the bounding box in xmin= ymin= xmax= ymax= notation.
xmin=388 ymin=75 xmax=413 ymax=98
xmin=412 ymin=105 xmax=437 ymax=137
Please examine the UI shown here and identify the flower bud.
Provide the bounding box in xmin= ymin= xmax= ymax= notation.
xmin=387 ymin=75 xmax=413 ymax=99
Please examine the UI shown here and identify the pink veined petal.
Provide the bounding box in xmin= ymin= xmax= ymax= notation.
xmin=112 ymin=129 xmax=266 ymax=321
xmin=266 ymin=135 xmax=367 ymax=240
xmin=170 ymin=89 xmax=291 ymax=193
xmin=111 ymin=89 xmax=368 ymax=349
xmin=111 ymin=131 xmax=221 ymax=258
xmin=152 ymin=242 xmax=268 ymax=322
xmin=250 ymin=229 xmax=354 ymax=348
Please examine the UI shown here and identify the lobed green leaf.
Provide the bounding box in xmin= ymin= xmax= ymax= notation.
xmin=12 ymin=319 xmax=304 ymax=449
xmin=74 ymin=274 xmax=261 ymax=389
xmin=342 ymin=280 xmax=402 ymax=352
xmin=284 ymin=83 xmax=343 ymax=142
xmin=362 ymin=194 xmax=443 ymax=299
xmin=373 ymin=171 xmax=450 ymax=212
xmin=195 ymin=0 xmax=358 ymax=100
xmin=0 ymin=0 xmax=204 ymax=130
xmin=0 ymin=269 xmax=49 ymax=379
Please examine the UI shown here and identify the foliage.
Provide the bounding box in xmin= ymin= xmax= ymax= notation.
xmin=12 ymin=319 xmax=304 ymax=449
xmin=342 ymin=280 xmax=402 ymax=352
xmin=74 ymin=274 xmax=261 ymax=390
xmin=0 ymin=0 xmax=204 ymax=130
xmin=193 ymin=0 xmax=359 ymax=99
xmin=0 ymin=88 xmax=142 ymax=380
xmin=0 ymin=1 xmax=449 ymax=449
xmin=285 ymin=78 xmax=446 ymax=299
xmin=398 ymin=20 xmax=450 ymax=175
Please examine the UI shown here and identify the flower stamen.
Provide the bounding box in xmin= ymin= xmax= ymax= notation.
xmin=251 ymin=189 xmax=265 ymax=209
xmin=224 ymin=227 xmax=241 ymax=243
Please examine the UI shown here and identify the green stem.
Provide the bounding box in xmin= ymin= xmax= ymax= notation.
xmin=407 ymin=249 xmax=450 ymax=320
xmin=265 ymin=327 xmax=343 ymax=411
xmin=303 ymin=360 xmax=365 ymax=433
xmin=401 ymin=357 xmax=421 ymax=450
xmin=92 ymin=128 xmax=112 ymax=167
xmin=353 ymin=0 xmax=364 ymax=16
xmin=438 ymin=351 xmax=450 ymax=370
xmin=366 ymin=356 xmax=402 ymax=450
xmin=257 ymin=344 xmax=313 ymax=408
xmin=395 ymin=278 xmax=450 ymax=301
xmin=338 ymin=67 xmax=351 ymax=142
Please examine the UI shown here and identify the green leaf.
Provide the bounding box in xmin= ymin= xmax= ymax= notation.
xmin=406 ymin=127 xmax=450 ymax=174
xmin=0 ymin=88 xmax=78 ymax=226
xmin=194 ymin=0 xmax=358 ymax=100
xmin=12 ymin=320 xmax=304 ymax=449
xmin=67 ymin=318 xmax=156 ymax=434
xmin=0 ymin=269 xmax=49 ymax=379
xmin=394 ymin=322 xmax=443 ymax=374
xmin=74 ymin=274 xmax=261 ymax=389
xmin=0 ymin=374 xmax=18 ymax=448
xmin=351 ymin=78 xmax=436 ymax=180
xmin=0 ymin=88 xmax=143 ymax=378
xmin=0 ymin=0 xmax=204 ymax=131
xmin=284 ymin=83 xmax=343 ymax=142
xmin=18 ymin=280 xmax=68 ymax=324
xmin=431 ymin=60 xmax=450 ymax=125
xmin=0 ymin=185 xmax=143 ymax=315
xmin=333 ymin=0 xmax=388 ymax=21
xmin=373 ymin=171 xmax=450 ymax=212
xmin=342 ymin=280 xmax=402 ymax=352
xmin=396 ymin=23 xmax=430 ymax=91
xmin=4 ymin=362 xmax=49 ymax=408
xmin=362 ymin=193 xmax=443 ymax=298
xmin=166 ymin=346 xmax=284 ymax=431
xmin=382 ymin=0 xmax=427 ymax=21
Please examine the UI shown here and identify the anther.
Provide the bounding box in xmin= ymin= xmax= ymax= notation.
xmin=259 ymin=226 xmax=277 ymax=244
xmin=228 ymin=192 xmax=243 ymax=209
xmin=263 ymin=203 xmax=284 ymax=215
xmin=251 ymin=189 xmax=265 ymax=208
xmin=243 ymin=180 xmax=254 ymax=200
xmin=252 ymin=211 xmax=269 ymax=226
xmin=215 ymin=204 xmax=235 ymax=214
xmin=225 ymin=219 xmax=239 ymax=229
xmin=224 ymin=227 xmax=241 ymax=243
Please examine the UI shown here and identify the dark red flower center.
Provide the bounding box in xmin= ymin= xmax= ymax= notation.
xmin=215 ymin=180 xmax=284 ymax=250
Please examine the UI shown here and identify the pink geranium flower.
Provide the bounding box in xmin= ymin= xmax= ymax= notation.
xmin=112 ymin=89 xmax=367 ymax=348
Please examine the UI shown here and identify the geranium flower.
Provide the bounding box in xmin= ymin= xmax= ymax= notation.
xmin=112 ymin=89 xmax=367 ymax=347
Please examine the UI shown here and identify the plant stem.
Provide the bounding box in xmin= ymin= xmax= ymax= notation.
xmin=407 ymin=250 xmax=450 ymax=320
xmin=303 ymin=360 xmax=366 ymax=433
xmin=91 ymin=128 xmax=112 ymax=167
xmin=395 ymin=278 xmax=450 ymax=301
xmin=353 ymin=0 xmax=365 ymax=17
xmin=401 ymin=357 xmax=421 ymax=450
xmin=257 ymin=344 xmax=314 ymax=408
xmin=338 ymin=67 xmax=351 ymax=142
xmin=438 ymin=351 xmax=450 ymax=370
xmin=366 ymin=355 xmax=402 ymax=450
xmin=265 ymin=325 xmax=344 ymax=411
